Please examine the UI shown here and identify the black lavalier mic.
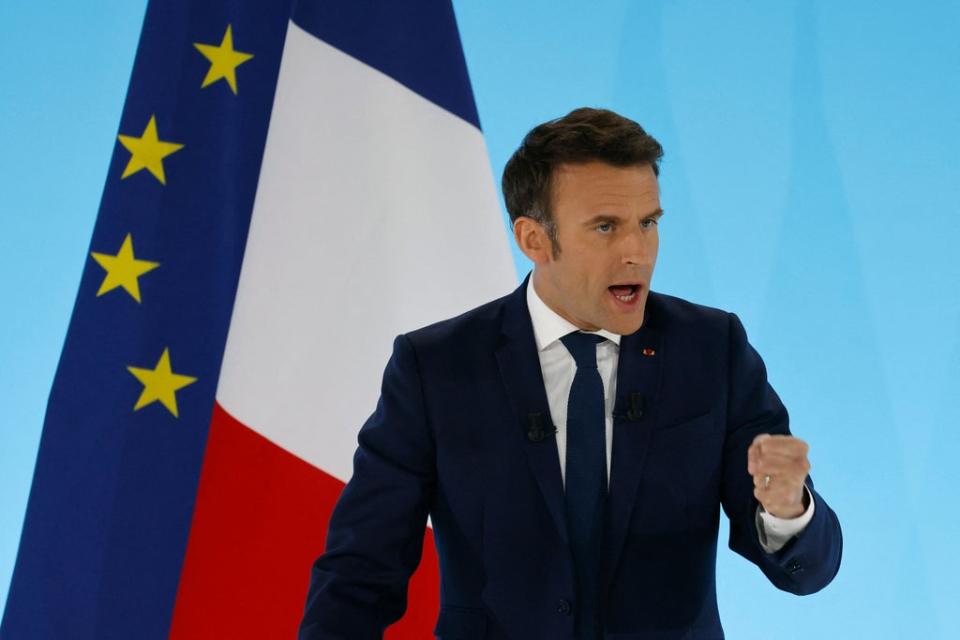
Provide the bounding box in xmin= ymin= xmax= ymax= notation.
xmin=614 ymin=393 xmax=645 ymax=421
xmin=526 ymin=413 xmax=554 ymax=442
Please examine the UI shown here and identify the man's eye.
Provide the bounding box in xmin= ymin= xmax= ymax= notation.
xmin=596 ymin=223 xmax=614 ymax=233
xmin=641 ymin=218 xmax=659 ymax=229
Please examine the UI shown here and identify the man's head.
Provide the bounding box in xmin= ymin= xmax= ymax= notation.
xmin=503 ymin=107 xmax=664 ymax=335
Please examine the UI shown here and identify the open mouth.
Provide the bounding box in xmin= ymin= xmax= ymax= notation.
xmin=608 ymin=283 xmax=641 ymax=303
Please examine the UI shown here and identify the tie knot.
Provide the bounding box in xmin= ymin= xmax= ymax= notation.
xmin=560 ymin=332 xmax=604 ymax=369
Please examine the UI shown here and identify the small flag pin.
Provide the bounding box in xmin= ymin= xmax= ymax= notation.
xmin=642 ymin=348 xmax=656 ymax=356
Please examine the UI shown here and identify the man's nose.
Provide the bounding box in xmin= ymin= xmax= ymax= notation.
xmin=621 ymin=227 xmax=655 ymax=266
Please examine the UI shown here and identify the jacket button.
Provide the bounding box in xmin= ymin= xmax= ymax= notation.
xmin=787 ymin=560 xmax=803 ymax=574
xmin=557 ymin=599 xmax=572 ymax=615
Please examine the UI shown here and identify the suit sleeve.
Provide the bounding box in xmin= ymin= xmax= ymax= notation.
xmin=299 ymin=334 xmax=435 ymax=639
xmin=720 ymin=313 xmax=843 ymax=595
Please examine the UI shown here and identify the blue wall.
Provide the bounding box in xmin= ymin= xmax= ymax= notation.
xmin=2 ymin=1 xmax=958 ymax=636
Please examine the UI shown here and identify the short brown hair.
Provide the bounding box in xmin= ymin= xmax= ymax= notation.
xmin=502 ymin=107 xmax=663 ymax=251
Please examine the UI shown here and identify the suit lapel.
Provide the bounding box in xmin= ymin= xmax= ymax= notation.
xmin=494 ymin=278 xmax=569 ymax=546
xmin=603 ymin=315 xmax=664 ymax=591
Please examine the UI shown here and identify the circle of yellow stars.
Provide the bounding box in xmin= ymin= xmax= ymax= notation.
xmin=93 ymin=23 xmax=254 ymax=418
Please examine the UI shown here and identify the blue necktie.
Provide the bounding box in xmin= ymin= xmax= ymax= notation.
xmin=560 ymin=332 xmax=607 ymax=640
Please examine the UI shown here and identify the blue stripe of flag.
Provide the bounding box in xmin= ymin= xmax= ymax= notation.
xmin=293 ymin=0 xmax=482 ymax=129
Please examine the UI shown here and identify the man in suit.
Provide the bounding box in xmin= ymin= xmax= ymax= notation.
xmin=299 ymin=108 xmax=842 ymax=639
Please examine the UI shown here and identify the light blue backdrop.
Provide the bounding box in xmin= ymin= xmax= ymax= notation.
xmin=2 ymin=1 xmax=958 ymax=637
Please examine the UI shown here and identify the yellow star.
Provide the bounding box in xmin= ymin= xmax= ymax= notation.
xmin=127 ymin=348 xmax=198 ymax=418
xmin=194 ymin=25 xmax=254 ymax=95
xmin=117 ymin=115 xmax=184 ymax=185
xmin=90 ymin=233 xmax=159 ymax=303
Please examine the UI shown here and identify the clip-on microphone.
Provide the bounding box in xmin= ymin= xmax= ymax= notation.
xmin=526 ymin=413 xmax=554 ymax=442
xmin=614 ymin=392 xmax=645 ymax=421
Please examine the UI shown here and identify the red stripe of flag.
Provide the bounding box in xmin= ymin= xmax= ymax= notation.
xmin=169 ymin=403 xmax=440 ymax=637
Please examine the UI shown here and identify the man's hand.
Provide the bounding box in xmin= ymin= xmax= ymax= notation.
xmin=747 ymin=434 xmax=810 ymax=519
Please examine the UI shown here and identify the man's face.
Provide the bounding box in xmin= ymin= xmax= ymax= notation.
xmin=529 ymin=161 xmax=661 ymax=335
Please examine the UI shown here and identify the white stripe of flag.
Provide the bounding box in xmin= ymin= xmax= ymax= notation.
xmin=216 ymin=21 xmax=516 ymax=483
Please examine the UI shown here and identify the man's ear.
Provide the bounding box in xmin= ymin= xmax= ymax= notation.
xmin=513 ymin=217 xmax=552 ymax=265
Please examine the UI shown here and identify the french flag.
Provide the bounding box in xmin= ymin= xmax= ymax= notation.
xmin=2 ymin=1 xmax=515 ymax=638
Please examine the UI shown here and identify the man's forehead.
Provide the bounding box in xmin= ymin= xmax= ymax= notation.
xmin=553 ymin=160 xmax=657 ymax=183
xmin=552 ymin=161 xmax=659 ymax=196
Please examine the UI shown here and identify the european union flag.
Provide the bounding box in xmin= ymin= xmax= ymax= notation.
xmin=2 ymin=1 xmax=293 ymax=636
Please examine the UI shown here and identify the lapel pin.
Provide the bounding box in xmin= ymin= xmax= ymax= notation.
xmin=641 ymin=347 xmax=656 ymax=356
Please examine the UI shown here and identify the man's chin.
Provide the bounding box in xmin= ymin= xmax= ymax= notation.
xmin=605 ymin=308 xmax=646 ymax=336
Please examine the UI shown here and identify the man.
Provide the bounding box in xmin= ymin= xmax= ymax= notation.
xmin=299 ymin=108 xmax=842 ymax=639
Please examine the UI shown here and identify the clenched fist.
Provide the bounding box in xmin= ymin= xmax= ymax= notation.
xmin=747 ymin=434 xmax=810 ymax=519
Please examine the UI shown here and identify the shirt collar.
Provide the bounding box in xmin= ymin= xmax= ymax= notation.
xmin=526 ymin=276 xmax=622 ymax=352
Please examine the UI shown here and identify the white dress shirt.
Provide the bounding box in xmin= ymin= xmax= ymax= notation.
xmin=525 ymin=279 xmax=813 ymax=554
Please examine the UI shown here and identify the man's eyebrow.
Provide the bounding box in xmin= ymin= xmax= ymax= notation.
xmin=582 ymin=209 xmax=664 ymax=225
xmin=583 ymin=214 xmax=624 ymax=225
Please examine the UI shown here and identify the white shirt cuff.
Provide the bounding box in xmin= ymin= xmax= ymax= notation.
xmin=755 ymin=484 xmax=815 ymax=553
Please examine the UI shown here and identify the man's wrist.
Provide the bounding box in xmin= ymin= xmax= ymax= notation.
xmin=762 ymin=487 xmax=810 ymax=519
xmin=756 ymin=486 xmax=816 ymax=553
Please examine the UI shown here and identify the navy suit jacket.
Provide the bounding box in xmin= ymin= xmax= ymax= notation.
xmin=299 ymin=278 xmax=842 ymax=639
